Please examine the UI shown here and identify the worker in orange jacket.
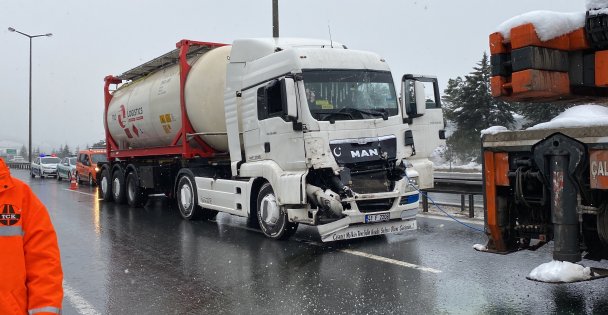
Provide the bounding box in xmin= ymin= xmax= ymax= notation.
xmin=0 ymin=159 xmax=63 ymax=315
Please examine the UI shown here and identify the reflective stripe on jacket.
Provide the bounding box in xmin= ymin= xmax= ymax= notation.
xmin=0 ymin=159 xmax=63 ymax=315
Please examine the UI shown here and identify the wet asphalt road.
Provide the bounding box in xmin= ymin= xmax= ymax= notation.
xmin=11 ymin=169 xmax=608 ymax=314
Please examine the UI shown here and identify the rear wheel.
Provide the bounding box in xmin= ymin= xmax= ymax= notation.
xmin=176 ymin=174 xmax=217 ymax=220
xmin=112 ymin=169 xmax=127 ymax=204
xmin=256 ymin=183 xmax=298 ymax=240
xmin=99 ymin=168 xmax=113 ymax=202
xmin=126 ymin=172 xmax=148 ymax=207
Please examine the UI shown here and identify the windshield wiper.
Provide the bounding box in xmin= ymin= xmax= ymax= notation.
xmin=339 ymin=107 xmax=388 ymax=120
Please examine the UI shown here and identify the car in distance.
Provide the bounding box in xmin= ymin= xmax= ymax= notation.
xmin=8 ymin=156 xmax=25 ymax=163
xmin=76 ymin=149 xmax=107 ymax=186
xmin=30 ymin=156 xmax=61 ymax=178
xmin=57 ymin=156 xmax=77 ymax=181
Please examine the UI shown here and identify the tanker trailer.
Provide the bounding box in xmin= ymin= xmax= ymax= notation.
xmin=100 ymin=38 xmax=437 ymax=241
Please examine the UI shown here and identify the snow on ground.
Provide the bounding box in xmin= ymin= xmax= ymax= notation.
xmin=480 ymin=126 xmax=508 ymax=136
xmin=528 ymin=260 xmax=593 ymax=283
xmin=472 ymin=244 xmax=487 ymax=251
xmin=497 ymin=11 xmax=585 ymax=42
xmin=528 ymin=104 xmax=608 ymax=130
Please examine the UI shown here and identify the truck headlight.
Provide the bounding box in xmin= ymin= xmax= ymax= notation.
xmin=408 ymin=176 xmax=419 ymax=188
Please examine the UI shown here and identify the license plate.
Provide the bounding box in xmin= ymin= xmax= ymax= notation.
xmin=365 ymin=212 xmax=390 ymax=223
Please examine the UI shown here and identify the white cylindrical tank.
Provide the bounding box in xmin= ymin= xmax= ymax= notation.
xmin=107 ymin=46 xmax=232 ymax=152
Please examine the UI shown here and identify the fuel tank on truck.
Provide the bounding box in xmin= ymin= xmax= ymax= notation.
xmin=107 ymin=46 xmax=232 ymax=151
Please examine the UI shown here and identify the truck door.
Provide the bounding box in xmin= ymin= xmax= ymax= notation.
xmin=255 ymin=77 xmax=306 ymax=171
xmin=401 ymin=75 xmax=445 ymax=159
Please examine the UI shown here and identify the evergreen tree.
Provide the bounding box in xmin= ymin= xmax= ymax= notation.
xmin=442 ymin=52 xmax=516 ymax=162
xmin=19 ymin=145 xmax=27 ymax=159
xmin=61 ymin=144 xmax=71 ymax=158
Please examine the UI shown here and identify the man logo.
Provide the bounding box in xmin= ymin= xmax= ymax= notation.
xmin=0 ymin=204 xmax=21 ymax=226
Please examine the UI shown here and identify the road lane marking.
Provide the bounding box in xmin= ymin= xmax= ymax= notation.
xmin=64 ymin=281 xmax=101 ymax=315
xmin=296 ymin=239 xmax=441 ymax=274
xmin=64 ymin=189 xmax=97 ymax=197
xmin=417 ymin=213 xmax=484 ymax=226
xmin=339 ymin=248 xmax=442 ymax=274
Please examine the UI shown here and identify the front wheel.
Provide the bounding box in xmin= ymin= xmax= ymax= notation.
xmin=256 ymin=183 xmax=298 ymax=240
xmin=30 ymin=170 xmax=35 ymax=178
xmin=57 ymin=171 xmax=62 ymax=181
xmin=126 ymin=172 xmax=148 ymax=207
xmin=176 ymin=174 xmax=217 ymax=220
xmin=99 ymin=168 xmax=113 ymax=202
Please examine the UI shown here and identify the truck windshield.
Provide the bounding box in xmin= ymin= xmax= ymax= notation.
xmin=302 ymin=70 xmax=398 ymax=122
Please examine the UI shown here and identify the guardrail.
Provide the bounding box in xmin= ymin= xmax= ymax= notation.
xmin=7 ymin=161 xmax=30 ymax=170
xmin=421 ymin=172 xmax=483 ymax=218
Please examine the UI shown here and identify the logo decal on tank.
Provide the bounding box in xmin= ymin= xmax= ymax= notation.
xmin=0 ymin=204 xmax=21 ymax=226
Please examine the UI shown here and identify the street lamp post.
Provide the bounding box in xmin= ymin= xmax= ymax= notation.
xmin=8 ymin=27 xmax=52 ymax=162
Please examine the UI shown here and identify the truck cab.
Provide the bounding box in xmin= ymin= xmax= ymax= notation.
xmin=222 ymin=38 xmax=437 ymax=240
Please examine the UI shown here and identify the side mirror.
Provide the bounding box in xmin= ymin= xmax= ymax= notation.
xmin=414 ymin=81 xmax=426 ymax=116
xmin=280 ymin=77 xmax=298 ymax=121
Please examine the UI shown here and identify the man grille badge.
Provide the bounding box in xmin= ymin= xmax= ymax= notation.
xmin=0 ymin=204 xmax=21 ymax=226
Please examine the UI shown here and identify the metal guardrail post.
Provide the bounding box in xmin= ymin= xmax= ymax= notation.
xmin=422 ymin=193 xmax=429 ymax=212
xmin=460 ymin=195 xmax=465 ymax=212
xmin=469 ymin=194 xmax=475 ymax=218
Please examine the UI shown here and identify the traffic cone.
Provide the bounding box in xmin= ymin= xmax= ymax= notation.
xmin=70 ymin=173 xmax=78 ymax=190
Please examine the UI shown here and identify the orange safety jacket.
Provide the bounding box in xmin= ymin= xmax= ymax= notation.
xmin=0 ymin=159 xmax=63 ymax=315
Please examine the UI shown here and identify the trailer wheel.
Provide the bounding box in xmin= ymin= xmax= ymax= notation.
xmin=256 ymin=183 xmax=298 ymax=240
xmin=99 ymin=168 xmax=113 ymax=202
xmin=177 ymin=174 xmax=217 ymax=220
xmin=112 ymin=169 xmax=127 ymax=204
xmin=126 ymin=172 xmax=148 ymax=207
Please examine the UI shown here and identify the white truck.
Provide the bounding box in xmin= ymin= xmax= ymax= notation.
xmin=99 ymin=38 xmax=444 ymax=241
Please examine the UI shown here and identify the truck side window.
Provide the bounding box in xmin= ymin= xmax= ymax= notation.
xmin=257 ymin=80 xmax=285 ymax=120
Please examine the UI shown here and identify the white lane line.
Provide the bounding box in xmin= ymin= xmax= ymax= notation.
xmin=339 ymin=248 xmax=442 ymax=274
xmin=64 ymin=189 xmax=96 ymax=197
xmin=63 ymin=281 xmax=101 ymax=315
xmin=417 ymin=213 xmax=484 ymax=226
xmin=297 ymin=239 xmax=442 ymax=274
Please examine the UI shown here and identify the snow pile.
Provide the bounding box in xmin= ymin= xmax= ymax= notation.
xmin=480 ymin=126 xmax=508 ymax=136
xmin=472 ymin=244 xmax=487 ymax=251
xmin=528 ymin=260 xmax=592 ymax=283
xmin=497 ymin=11 xmax=585 ymax=42
xmin=528 ymin=104 xmax=608 ymax=130
xmin=587 ymin=0 xmax=608 ymax=10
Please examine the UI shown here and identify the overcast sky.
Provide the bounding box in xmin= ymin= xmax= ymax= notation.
xmin=0 ymin=0 xmax=583 ymax=152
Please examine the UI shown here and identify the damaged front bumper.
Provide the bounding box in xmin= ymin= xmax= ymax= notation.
xmin=317 ymin=189 xmax=420 ymax=242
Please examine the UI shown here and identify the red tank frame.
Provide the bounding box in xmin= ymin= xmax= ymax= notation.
xmin=103 ymin=40 xmax=228 ymax=161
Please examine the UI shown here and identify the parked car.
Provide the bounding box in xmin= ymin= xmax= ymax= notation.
xmin=56 ymin=156 xmax=77 ymax=181
xmin=76 ymin=149 xmax=107 ymax=186
xmin=30 ymin=156 xmax=61 ymax=178
xmin=9 ymin=156 xmax=25 ymax=163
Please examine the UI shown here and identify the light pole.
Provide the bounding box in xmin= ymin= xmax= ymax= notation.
xmin=8 ymin=27 xmax=52 ymax=162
